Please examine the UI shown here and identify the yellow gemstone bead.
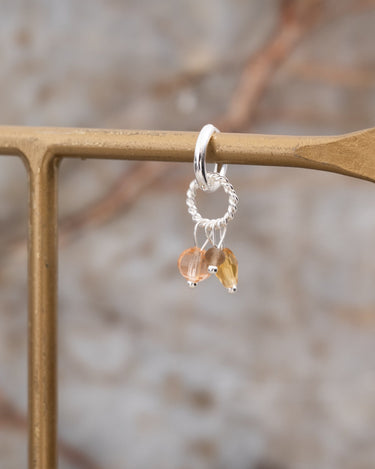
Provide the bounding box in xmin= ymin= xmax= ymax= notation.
xmin=177 ymin=247 xmax=210 ymax=287
xmin=215 ymin=248 xmax=238 ymax=293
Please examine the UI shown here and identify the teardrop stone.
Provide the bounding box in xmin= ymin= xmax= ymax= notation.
xmin=178 ymin=247 xmax=210 ymax=285
xmin=215 ymin=248 xmax=238 ymax=292
xmin=205 ymin=247 xmax=226 ymax=273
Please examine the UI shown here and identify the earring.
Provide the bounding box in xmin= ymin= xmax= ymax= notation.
xmin=177 ymin=124 xmax=239 ymax=293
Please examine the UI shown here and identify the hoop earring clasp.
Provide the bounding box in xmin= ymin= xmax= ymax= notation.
xmin=194 ymin=124 xmax=227 ymax=191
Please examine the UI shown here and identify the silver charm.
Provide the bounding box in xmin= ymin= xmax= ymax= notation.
xmin=178 ymin=124 xmax=239 ymax=292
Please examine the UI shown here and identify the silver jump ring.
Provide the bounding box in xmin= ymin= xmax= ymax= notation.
xmin=186 ymin=172 xmax=239 ymax=236
xmin=194 ymin=124 xmax=227 ymax=192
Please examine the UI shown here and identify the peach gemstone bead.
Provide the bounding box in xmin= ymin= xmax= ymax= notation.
xmin=216 ymin=248 xmax=238 ymax=293
xmin=178 ymin=247 xmax=210 ymax=286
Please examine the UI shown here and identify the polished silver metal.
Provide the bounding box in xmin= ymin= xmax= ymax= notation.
xmin=228 ymin=286 xmax=237 ymax=293
xmin=208 ymin=265 xmax=218 ymax=274
xmin=194 ymin=124 xmax=227 ymax=191
xmin=187 ymin=281 xmax=198 ymax=288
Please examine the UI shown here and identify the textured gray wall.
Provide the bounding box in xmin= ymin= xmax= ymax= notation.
xmin=1 ymin=1 xmax=375 ymax=468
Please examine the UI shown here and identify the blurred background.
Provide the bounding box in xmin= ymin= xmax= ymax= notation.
xmin=1 ymin=1 xmax=375 ymax=468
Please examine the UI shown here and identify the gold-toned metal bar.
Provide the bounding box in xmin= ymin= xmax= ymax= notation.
xmin=0 ymin=125 xmax=374 ymax=469
xmin=26 ymin=147 xmax=59 ymax=469
xmin=0 ymin=125 xmax=375 ymax=181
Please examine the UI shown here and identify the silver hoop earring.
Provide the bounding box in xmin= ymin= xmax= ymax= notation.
xmin=178 ymin=124 xmax=239 ymax=293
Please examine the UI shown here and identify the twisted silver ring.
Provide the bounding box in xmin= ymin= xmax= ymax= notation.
xmin=186 ymin=172 xmax=239 ymax=233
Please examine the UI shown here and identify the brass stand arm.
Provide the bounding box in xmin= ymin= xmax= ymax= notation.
xmin=0 ymin=125 xmax=373 ymax=469
xmin=0 ymin=125 xmax=374 ymax=181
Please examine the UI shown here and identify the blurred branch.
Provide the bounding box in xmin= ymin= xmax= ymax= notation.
xmin=1 ymin=161 xmax=172 ymax=253
xmin=57 ymin=0 xmax=375 ymax=241
xmin=59 ymin=161 xmax=171 ymax=246
xmin=58 ymin=442 xmax=104 ymax=469
xmin=290 ymin=62 xmax=375 ymax=88
xmin=1 ymin=1 xmax=375 ymax=468
xmin=0 ymin=391 xmax=103 ymax=469
xmin=5 ymin=0 xmax=374 ymax=250
xmin=57 ymin=0 xmax=324 ymax=242
xmin=256 ymin=108 xmax=365 ymax=129
xmin=216 ymin=0 xmax=323 ymax=131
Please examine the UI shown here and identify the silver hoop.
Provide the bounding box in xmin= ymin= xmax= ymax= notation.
xmin=194 ymin=124 xmax=227 ymax=192
xmin=186 ymin=172 xmax=239 ymax=246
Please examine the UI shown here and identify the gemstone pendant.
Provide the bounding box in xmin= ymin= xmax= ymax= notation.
xmin=177 ymin=247 xmax=210 ymax=287
xmin=204 ymin=246 xmax=226 ymax=273
xmin=215 ymin=248 xmax=238 ymax=293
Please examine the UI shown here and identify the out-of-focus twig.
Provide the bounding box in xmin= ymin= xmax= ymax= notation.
xmin=0 ymin=162 xmax=173 ymax=253
xmin=290 ymin=62 xmax=375 ymax=88
xmin=151 ymin=57 xmax=237 ymax=98
xmin=216 ymin=0 xmax=323 ymax=132
xmin=0 ymin=391 xmax=103 ymax=469
xmin=4 ymin=0 xmax=372 ymax=251
xmin=58 ymin=0 xmax=324 ymax=242
xmin=59 ymin=161 xmax=172 ymax=245
xmin=2 ymin=4 xmax=375 ymax=467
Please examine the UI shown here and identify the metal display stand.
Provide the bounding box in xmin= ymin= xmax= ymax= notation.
xmin=1 ymin=125 xmax=373 ymax=468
